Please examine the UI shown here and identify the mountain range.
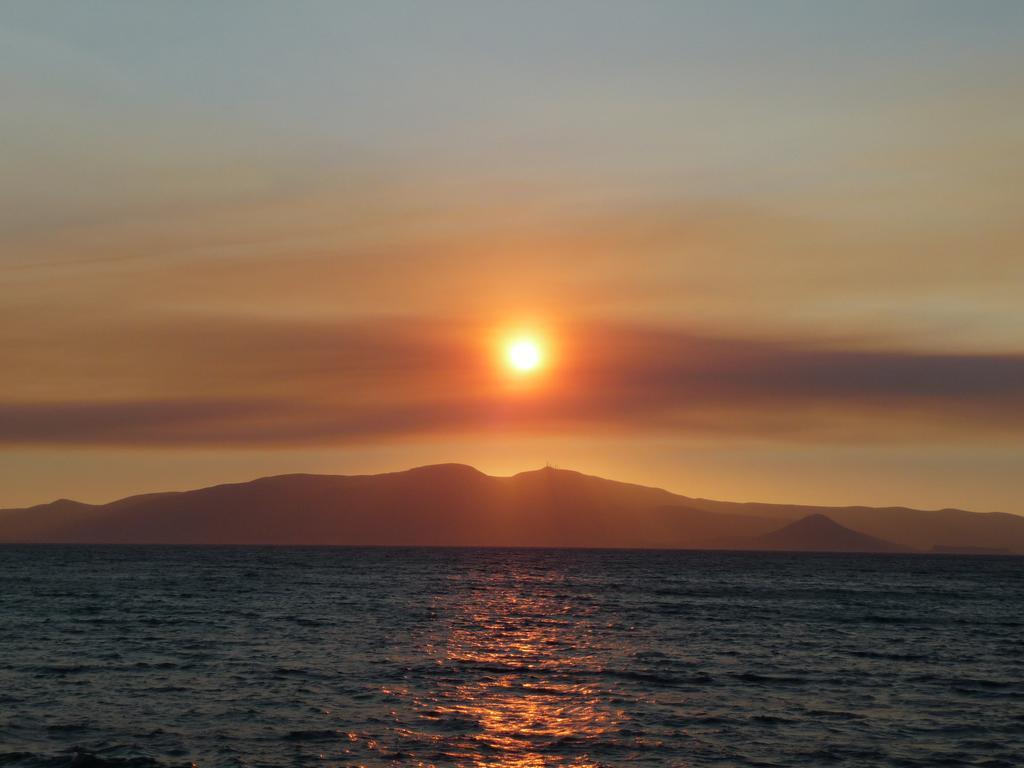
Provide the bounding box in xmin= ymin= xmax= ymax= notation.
xmin=1 ymin=464 xmax=1021 ymax=553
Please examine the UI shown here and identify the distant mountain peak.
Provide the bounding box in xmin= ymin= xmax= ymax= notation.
xmin=34 ymin=498 xmax=94 ymax=512
xmin=512 ymin=465 xmax=581 ymax=478
xmin=787 ymin=513 xmax=844 ymax=530
xmin=750 ymin=513 xmax=909 ymax=553
xmin=403 ymin=462 xmax=486 ymax=476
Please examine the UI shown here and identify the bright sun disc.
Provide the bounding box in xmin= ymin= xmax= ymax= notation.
xmin=507 ymin=338 xmax=542 ymax=372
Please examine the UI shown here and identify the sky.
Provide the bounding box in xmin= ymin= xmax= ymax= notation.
xmin=2 ymin=1 xmax=1023 ymax=512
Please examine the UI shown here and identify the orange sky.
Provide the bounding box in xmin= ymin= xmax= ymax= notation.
xmin=2 ymin=2 xmax=1022 ymax=512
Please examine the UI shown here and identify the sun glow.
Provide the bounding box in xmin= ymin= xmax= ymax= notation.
xmin=506 ymin=338 xmax=543 ymax=372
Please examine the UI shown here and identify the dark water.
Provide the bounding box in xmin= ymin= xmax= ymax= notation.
xmin=1 ymin=547 xmax=1022 ymax=768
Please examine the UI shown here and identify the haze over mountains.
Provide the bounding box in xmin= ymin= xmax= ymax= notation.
xmin=1 ymin=464 xmax=1021 ymax=553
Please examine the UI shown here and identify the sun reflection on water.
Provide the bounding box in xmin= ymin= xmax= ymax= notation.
xmin=411 ymin=565 xmax=621 ymax=767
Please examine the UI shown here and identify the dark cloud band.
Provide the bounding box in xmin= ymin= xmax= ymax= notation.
xmin=2 ymin=322 xmax=1021 ymax=446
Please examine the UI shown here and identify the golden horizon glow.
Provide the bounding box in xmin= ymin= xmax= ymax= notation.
xmin=506 ymin=338 xmax=543 ymax=373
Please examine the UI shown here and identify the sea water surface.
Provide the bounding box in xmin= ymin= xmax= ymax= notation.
xmin=0 ymin=547 xmax=1021 ymax=767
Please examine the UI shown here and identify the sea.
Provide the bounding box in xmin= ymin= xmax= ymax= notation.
xmin=0 ymin=546 xmax=1021 ymax=768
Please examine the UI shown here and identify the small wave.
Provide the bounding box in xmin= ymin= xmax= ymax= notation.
xmin=282 ymin=728 xmax=341 ymax=741
xmin=750 ymin=714 xmax=798 ymax=725
xmin=847 ymin=649 xmax=930 ymax=661
xmin=735 ymin=671 xmax=807 ymax=685
xmin=805 ymin=709 xmax=867 ymax=721
xmin=0 ymin=751 xmax=191 ymax=768
xmin=45 ymin=724 xmax=90 ymax=734
xmin=0 ymin=753 xmax=38 ymax=768
xmin=606 ymin=668 xmax=714 ymax=686
xmin=68 ymin=754 xmax=167 ymax=768
xmin=32 ymin=665 xmax=96 ymax=676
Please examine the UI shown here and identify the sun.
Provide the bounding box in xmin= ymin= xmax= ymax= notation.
xmin=506 ymin=338 xmax=543 ymax=372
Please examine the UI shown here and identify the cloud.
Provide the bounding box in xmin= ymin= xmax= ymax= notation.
xmin=1 ymin=319 xmax=1022 ymax=447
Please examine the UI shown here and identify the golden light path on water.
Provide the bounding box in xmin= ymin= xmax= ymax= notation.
xmin=395 ymin=564 xmax=621 ymax=767
xmin=433 ymin=603 xmax=611 ymax=765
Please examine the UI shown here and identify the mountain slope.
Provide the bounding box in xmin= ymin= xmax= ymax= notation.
xmin=0 ymin=464 xmax=1021 ymax=551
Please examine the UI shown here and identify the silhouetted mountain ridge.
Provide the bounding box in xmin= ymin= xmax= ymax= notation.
xmin=0 ymin=464 xmax=1020 ymax=552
